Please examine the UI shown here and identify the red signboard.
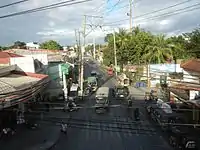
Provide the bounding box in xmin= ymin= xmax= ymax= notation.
xmin=107 ymin=67 xmax=113 ymax=76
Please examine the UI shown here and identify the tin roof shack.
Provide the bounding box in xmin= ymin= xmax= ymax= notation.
xmin=0 ymin=65 xmax=49 ymax=111
xmin=168 ymin=59 xmax=200 ymax=124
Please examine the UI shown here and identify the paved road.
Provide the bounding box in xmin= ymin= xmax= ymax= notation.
xmin=52 ymin=61 xmax=173 ymax=150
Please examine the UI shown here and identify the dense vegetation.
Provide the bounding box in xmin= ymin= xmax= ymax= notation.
xmin=103 ymin=26 xmax=200 ymax=68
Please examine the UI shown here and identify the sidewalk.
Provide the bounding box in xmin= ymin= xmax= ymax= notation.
xmin=0 ymin=124 xmax=60 ymax=150
xmin=0 ymin=110 xmax=61 ymax=150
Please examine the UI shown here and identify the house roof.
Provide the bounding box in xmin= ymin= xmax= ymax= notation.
xmin=0 ymin=52 xmax=23 ymax=58
xmin=0 ymin=71 xmax=48 ymax=95
xmin=0 ymin=52 xmax=23 ymax=64
xmin=47 ymin=54 xmax=63 ymax=62
xmin=0 ymin=71 xmax=50 ymax=109
xmin=180 ymin=59 xmax=200 ymax=72
xmin=4 ymin=49 xmax=60 ymax=55
xmin=169 ymin=83 xmax=200 ymax=91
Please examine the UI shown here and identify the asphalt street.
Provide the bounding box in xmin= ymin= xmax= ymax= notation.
xmin=52 ymin=61 xmax=173 ymax=150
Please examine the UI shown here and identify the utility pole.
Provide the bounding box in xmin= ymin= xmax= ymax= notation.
xmin=80 ymin=15 xmax=86 ymax=97
xmin=129 ymin=0 xmax=133 ymax=32
xmin=91 ymin=16 xmax=96 ymax=60
xmin=74 ymin=29 xmax=79 ymax=56
xmin=113 ymin=31 xmax=117 ymax=77
xmin=93 ymin=37 xmax=96 ymax=59
xmin=79 ymin=15 xmax=102 ymax=96
xmin=78 ymin=31 xmax=81 ymax=85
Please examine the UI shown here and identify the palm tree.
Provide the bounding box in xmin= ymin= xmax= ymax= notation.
xmin=143 ymin=34 xmax=172 ymax=64
xmin=115 ymin=28 xmax=130 ymax=70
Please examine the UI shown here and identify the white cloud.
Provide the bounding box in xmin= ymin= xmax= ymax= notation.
xmin=48 ymin=21 xmax=55 ymax=27
xmin=0 ymin=0 xmax=200 ymax=45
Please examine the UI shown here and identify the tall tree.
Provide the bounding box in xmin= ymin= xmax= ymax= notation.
xmin=183 ymin=28 xmax=200 ymax=58
xmin=167 ymin=35 xmax=188 ymax=59
xmin=12 ymin=41 xmax=26 ymax=49
xmin=128 ymin=28 xmax=154 ymax=64
xmin=143 ymin=34 xmax=172 ymax=64
xmin=40 ymin=40 xmax=63 ymax=50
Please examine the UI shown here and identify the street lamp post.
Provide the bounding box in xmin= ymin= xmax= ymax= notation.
xmin=113 ymin=31 xmax=118 ymax=77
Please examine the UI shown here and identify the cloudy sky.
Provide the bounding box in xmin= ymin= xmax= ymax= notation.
xmin=0 ymin=0 xmax=199 ymax=46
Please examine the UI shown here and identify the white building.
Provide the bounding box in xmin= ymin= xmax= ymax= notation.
xmin=26 ymin=42 xmax=40 ymax=49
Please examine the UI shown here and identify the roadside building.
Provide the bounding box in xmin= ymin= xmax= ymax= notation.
xmin=26 ymin=42 xmax=40 ymax=50
xmin=0 ymin=65 xmax=49 ymax=129
xmin=3 ymin=50 xmax=74 ymax=100
xmin=168 ymin=59 xmax=200 ymax=123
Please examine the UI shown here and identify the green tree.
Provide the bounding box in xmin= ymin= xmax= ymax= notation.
xmin=40 ymin=40 xmax=63 ymax=50
xmin=12 ymin=41 xmax=26 ymax=49
xmin=102 ymin=46 xmax=114 ymax=66
xmin=167 ymin=35 xmax=188 ymax=59
xmin=183 ymin=28 xmax=200 ymax=58
xmin=103 ymin=26 xmax=194 ymax=68
xmin=104 ymin=28 xmax=130 ymax=70
xmin=143 ymin=34 xmax=172 ymax=64
xmin=128 ymin=28 xmax=154 ymax=64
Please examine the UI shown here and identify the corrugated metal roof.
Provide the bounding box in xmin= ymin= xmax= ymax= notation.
xmin=47 ymin=54 xmax=63 ymax=62
xmin=0 ymin=74 xmax=39 ymax=94
xmin=5 ymin=49 xmax=61 ymax=55
xmin=181 ymin=59 xmax=200 ymax=72
xmin=0 ymin=52 xmax=23 ymax=58
xmin=0 ymin=52 xmax=23 ymax=64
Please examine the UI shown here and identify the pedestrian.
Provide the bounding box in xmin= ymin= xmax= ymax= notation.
xmin=45 ymin=103 xmax=50 ymax=112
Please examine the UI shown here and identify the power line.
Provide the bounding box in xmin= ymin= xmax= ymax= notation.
xmin=134 ymin=0 xmax=194 ymax=19
xmin=106 ymin=0 xmax=122 ymax=14
xmin=104 ymin=0 xmax=141 ymax=15
xmin=103 ymin=0 xmax=195 ymax=25
xmin=136 ymin=2 xmax=200 ymax=22
xmin=0 ymin=0 xmax=92 ymax=19
xmin=101 ymin=3 xmax=200 ymax=27
xmin=0 ymin=0 xmax=29 ymax=9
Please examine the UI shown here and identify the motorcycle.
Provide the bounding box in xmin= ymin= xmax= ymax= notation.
xmin=128 ymin=100 xmax=132 ymax=107
xmin=64 ymin=101 xmax=78 ymax=112
xmin=84 ymin=85 xmax=92 ymax=95
xmin=0 ymin=128 xmax=15 ymax=140
xmin=25 ymin=121 xmax=39 ymax=130
xmin=60 ymin=123 xmax=68 ymax=134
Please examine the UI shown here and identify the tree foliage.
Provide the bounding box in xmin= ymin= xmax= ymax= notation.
xmin=0 ymin=46 xmax=10 ymax=51
xmin=103 ymin=26 xmax=199 ymax=69
xmin=183 ymin=28 xmax=200 ymax=58
xmin=40 ymin=40 xmax=63 ymax=50
xmin=11 ymin=41 xmax=26 ymax=49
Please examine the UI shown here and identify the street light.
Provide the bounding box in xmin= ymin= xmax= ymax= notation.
xmin=99 ymin=26 xmax=118 ymax=76
xmin=168 ymin=44 xmax=176 ymax=73
xmin=113 ymin=30 xmax=118 ymax=77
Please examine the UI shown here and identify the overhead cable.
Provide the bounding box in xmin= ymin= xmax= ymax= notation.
xmin=136 ymin=2 xmax=200 ymax=22
xmin=103 ymin=0 xmax=195 ymax=25
xmin=106 ymin=0 xmax=122 ymax=14
xmin=0 ymin=0 xmax=92 ymax=19
xmin=0 ymin=0 xmax=29 ymax=9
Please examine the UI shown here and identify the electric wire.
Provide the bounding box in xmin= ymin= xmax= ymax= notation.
xmin=0 ymin=0 xmax=29 ymax=9
xmin=103 ymin=0 xmax=197 ymax=25
xmin=0 ymin=0 xmax=92 ymax=19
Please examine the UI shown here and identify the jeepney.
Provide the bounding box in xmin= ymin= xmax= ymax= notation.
xmin=95 ymin=87 xmax=109 ymax=113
